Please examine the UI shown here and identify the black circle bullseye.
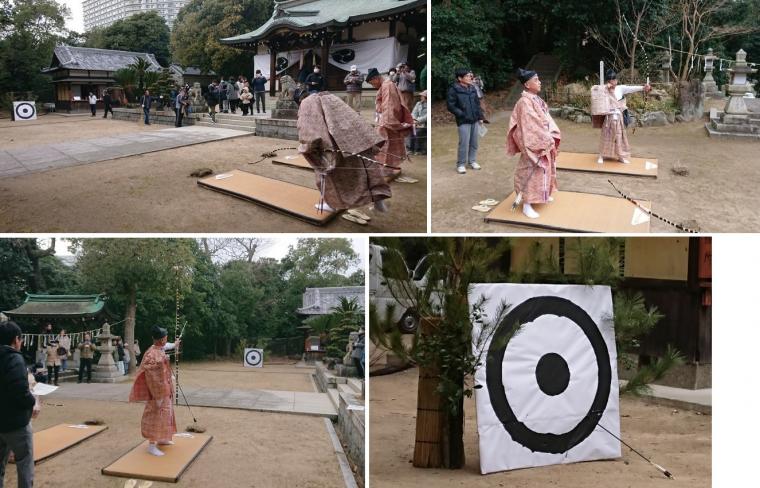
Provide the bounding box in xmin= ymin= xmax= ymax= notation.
xmin=535 ymin=352 xmax=570 ymax=396
xmin=485 ymin=295 xmax=611 ymax=454
xmin=245 ymin=349 xmax=262 ymax=367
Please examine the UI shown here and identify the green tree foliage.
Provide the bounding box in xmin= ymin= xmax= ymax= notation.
xmin=0 ymin=0 xmax=68 ymax=102
xmin=0 ymin=239 xmax=33 ymax=311
xmin=432 ymin=0 xmax=760 ymax=98
xmin=75 ymin=239 xmax=196 ymax=372
xmin=325 ymin=297 xmax=364 ymax=360
xmin=83 ymin=11 xmax=171 ymax=66
xmin=171 ymin=0 xmax=272 ymax=76
xmin=431 ymin=0 xmax=512 ymax=98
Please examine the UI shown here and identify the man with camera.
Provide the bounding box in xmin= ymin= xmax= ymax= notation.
xmin=77 ymin=333 xmax=95 ymax=383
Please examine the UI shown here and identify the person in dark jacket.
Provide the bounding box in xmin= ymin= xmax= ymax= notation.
xmin=252 ymin=70 xmax=268 ymax=113
xmin=206 ymin=80 xmax=219 ymax=123
xmin=446 ymin=68 xmax=484 ymax=174
xmin=305 ymin=67 xmax=324 ymax=94
xmin=0 ymin=321 xmax=39 ymax=488
xmin=102 ymin=89 xmax=114 ymax=118
xmin=140 ymin=89 xmax=153 ymax=125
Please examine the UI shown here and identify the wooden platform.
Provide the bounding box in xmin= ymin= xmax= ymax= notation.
xmin=556 ymin=152 xmax=658 ymax=177
xmin=102 ymin=433 xmax=212 ymax=483
xmin=197 ymin=170 xmax=337 ymax=226
xmin=26 ymin=424 xmax=107 ymax=464
xmin=272 ymin=153 xmax=311 ymax=170
xmin=485 ymin=190 xmax=652 ymax=232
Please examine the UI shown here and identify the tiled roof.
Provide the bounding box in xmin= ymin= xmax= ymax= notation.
xmin=221 ymin=0 xmax=425 ymax=45
xmin=45 ymin=45 xmax=163 ymax=72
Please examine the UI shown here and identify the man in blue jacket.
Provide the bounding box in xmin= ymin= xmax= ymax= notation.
xmin=140 ymin=89 xmax=153 ymax=125
xmin=446 ymin=68 xmax=484 ymax=174
xmin=1 ymin=321 xmax=40 ymax=488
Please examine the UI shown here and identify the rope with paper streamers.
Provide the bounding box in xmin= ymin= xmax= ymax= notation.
xmin=608 ymin=180 xmax=699 ymax=233
xmin=21 ymin=324 xmax=116 ymax=349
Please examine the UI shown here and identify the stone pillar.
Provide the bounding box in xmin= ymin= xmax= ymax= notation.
xmin=702 ymin=48 xmax=722 ymax=98
xmin=269 ymin=47 xmax=277 ymax=97
xmin=724 ymin=49 xmax=757 ymax=116
xmin=92 ymin=322 xmax=127 ymax=383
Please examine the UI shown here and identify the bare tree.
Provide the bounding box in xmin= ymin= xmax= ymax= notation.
xmin=589 ymin=0 xmax=672 ymax=80
xmin=199 ymin=238 xmax=272 ymax=263
xmin=670 ymin=0 xmax=759 ymax=81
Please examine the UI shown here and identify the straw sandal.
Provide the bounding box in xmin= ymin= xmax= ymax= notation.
xmin=342 ymin=213 xmax=368 ymax=225
xmin=348 ymin=209 xmax=371 ymax=221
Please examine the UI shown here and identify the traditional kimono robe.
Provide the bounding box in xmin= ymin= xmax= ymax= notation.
xmin=507 ymin=91 xmax=561 ymax=204
xmin=375 ymin=79 xmax=413 ymax=173
xmin=298 ymin=92 xmax=391 ymax=210
xmin=129 ymin=344 xmax=176 ymax=442
xmin=598 ymin=85 xmax=643 ymax=160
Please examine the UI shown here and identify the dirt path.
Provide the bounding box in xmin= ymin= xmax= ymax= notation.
xmin=2 ymin=361 xmax=346 ymax=488
xmin=432 ymin=110 xmax=760 ymax=232
xmin=370 ymin=367 xmax=711 ymax=488
xmin=0 ymin=118 xmax=426 ymax=232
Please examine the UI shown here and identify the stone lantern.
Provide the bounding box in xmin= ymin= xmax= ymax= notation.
xmin=702 ymin=48 xmax=722 ymax=98
xmin=725 ymin=49 xmax=757 ymax=115
xmin=92 ymin=322 xmax=128 ymax=383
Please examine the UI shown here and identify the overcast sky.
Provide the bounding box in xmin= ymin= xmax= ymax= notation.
xmin=53 ymin=237 xmax=367 ymax=270
xmin=61 ymin=0 xmax=84 ymax=33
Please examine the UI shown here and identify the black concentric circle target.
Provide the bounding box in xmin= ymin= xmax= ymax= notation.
xmin=244 ymin=349 xmax=262 ymax=367
xmin=14 ymin=102 xmax=35 ymax=120
xmin=485 ymin=296 xmax=611 ymax=454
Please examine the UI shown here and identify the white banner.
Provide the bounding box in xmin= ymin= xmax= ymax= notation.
xmin=470 ymin=283 xmax=620 ymax=474
xmin=243 ymin=348 xmax=263 ymax=368
xmin=328 ymin=37 xmax=408 ymax=74
xmin=252 ymin=37 xmax=409 ymax=88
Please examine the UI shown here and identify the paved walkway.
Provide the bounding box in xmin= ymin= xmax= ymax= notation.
xmin=48 ymin=382 xmax=337 ymax=419
xmin=0 ymin=126 xmax=251 ymax=178
xmin=620 ymin=380 xmax=712 ymax=413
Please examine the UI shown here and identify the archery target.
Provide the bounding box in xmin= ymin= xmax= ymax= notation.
xmin=470 ymin=283 xmax=620 ymax=474
xmin=13 ymin=101 xmax=37 ymax=121
xmin=243 ymin=348 xmax=263 ymax=368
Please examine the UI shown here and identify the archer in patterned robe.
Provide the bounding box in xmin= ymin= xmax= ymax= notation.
xmin=507 ymin=90 xmax=561 ymax=211
xmin=129 ymin=330 xmax=177 ymax=455
xmin=297 ymin=92 xmax=391 ymax=210
xmin=597 ymin=71 xmax=649 ymax=163
xmin=367 ymin=72 xmax=413 ymax=176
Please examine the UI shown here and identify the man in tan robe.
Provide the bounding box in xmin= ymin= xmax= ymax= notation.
xmin=129 ymin=325 xmax=180 ymax=456
xmin=366 ymin=68 xmax=414 ymax=177
xmin=297 ymin=91 xmax=391 ymax=214
xmin=507 ymin=68 xmax=561 ymax=219
xmin=597 ymin=69 xmax=651 ymax=164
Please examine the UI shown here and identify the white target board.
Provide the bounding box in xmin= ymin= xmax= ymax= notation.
xmin=470 ymin=283 xmax=620 ymax=474
xmin=243 ymin=348 xmax=263 ymax=368
xmin=13 ymin=101 xmax=37 ymax=121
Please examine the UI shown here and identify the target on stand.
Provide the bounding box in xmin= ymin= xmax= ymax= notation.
xmin=471 ymin=284 xmax=621 ymax=474
xmin=13 ymin=101 xmax=37 ymax=121
xmin=243 ymin=348 xmax=263 ymax=368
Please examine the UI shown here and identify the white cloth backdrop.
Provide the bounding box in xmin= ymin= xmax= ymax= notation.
xmin=470 ymin=283 xmax=621 ymax=474
xmin=252 ymin=37 xmax=409 ymax=89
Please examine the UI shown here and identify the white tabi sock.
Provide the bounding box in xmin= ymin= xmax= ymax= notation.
xmin=147 ymin=443 xmax=165 ymax=456
xmin=597 ymin=156 xmax=604 ymax=164
xmin=522 ymin=203 xmax=540 ymax=219
xmin=314 ymin=202 xmax=335 ymax=212
xmin=620 ymin=158 xmax=631 ymax=164
xmin=158 ymin=440 xmax=175 ymax=446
